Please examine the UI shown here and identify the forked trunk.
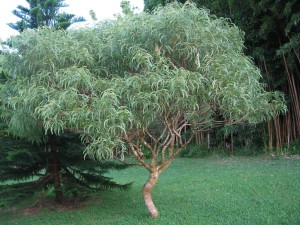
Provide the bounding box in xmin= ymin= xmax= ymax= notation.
xmin=142 ymin=171 xmax=159 ymax=218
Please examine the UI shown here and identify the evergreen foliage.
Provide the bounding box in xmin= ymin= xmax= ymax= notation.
xmin=0 ymin=130 xmax=130 ymax=206
xmin=8 ymin=0 xmax=85 ymax=32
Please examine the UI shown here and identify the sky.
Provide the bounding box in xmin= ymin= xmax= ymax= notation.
xmin=0 ymin=0 xmax=144 ymax=41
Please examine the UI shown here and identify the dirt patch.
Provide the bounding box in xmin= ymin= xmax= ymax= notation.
xmin=22 ymin=207 xmax=40 ymax=216
xmin=22 ymin=199 xmax=87 ymax=216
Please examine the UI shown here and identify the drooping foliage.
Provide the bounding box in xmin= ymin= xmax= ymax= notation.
xmin=2 ymin=3 xmax=285 ymax=157
xmin=1 ymin=2 xmax=286 ymax=217
xmin=8 ymin=0 xmax=85 ymax=32
xmin=144 ymin=0 xmax=300 ymax=150
xmin=227 ymin=0 xmax=300 ymax=149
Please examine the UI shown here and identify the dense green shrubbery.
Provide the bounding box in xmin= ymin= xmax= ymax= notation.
xmin=179 ymin=139 xmax=300 ymax=159
xmin=179 ymin=123 xmax=273 ymax=158
xmin=179 ymin=144 xmax=224 ymax=158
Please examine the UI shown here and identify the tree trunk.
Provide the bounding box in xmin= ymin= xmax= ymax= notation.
xmin=142 ymin=171 xmax=159 ymax=218
xmin=48 ymin=136 xmax=63 ymax=203
xmin=268 ymin=121 xmax=273 ymax=149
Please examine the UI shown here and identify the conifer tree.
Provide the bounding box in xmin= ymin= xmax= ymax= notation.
xmin=8 ymin=0 xmax=85 ymax=32
xmin=0 ymin=130 xmax=130 ymax=206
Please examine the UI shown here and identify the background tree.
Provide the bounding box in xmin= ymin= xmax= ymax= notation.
xmin=144 ymin=0 xmax=186 ymax=11
xmin=0 ymin=131 xmax=130 ymax=206
xmin=89 ymin=10 xmax=97 ymax=21
xmin=8 ymin=0 xmax=85 ymax=32
xmin=120 ymin=0 xmax=135 ymax=15
xmin=1 ymin=2 xmax=286 ymax=218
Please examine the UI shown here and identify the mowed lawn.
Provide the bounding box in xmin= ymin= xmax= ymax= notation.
xmin=1 ymin=156 xmax=300 ymax=225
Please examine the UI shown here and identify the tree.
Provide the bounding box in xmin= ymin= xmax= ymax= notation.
xmin=0 ymin=131 xmax=130 ymax=206
xmin=8 ymin=0 xmax=85 ymax=32
xmin=120 ymin=0 xmax=135 ymax=15
xmin=1 ymin=2 xmax=286 ymax=218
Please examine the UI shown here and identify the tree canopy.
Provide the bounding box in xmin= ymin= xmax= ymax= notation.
xmin=1 ymin=2 xmax=286 ymax=217
xmin=144 ymin=0 xmax=300 ymax=150
xmin=8 ymin=0 xmax=85 ymax=32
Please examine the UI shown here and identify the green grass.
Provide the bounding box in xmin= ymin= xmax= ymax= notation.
xmin=1 ymin=156 xmax=300 ymax=225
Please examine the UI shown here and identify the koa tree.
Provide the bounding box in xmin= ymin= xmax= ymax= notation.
xmin=1 ymin=2 xmax=286 ymax=218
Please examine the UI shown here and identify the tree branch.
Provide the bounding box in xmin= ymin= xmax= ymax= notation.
xmin=157 ymin=127 xmax=167 ymax=142
xmin=143 ymin=127 xmax=158 ymax=145
xmin=122 ymin=132 xmax=151 ymax=171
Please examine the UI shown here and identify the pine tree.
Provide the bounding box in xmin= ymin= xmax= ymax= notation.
xmin=8 ymin=0 xmax=85 ymax=32
xmin=0 ymin=129 xmax=131 ymax=206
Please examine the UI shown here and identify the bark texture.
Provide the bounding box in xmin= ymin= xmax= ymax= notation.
xmin=142 ymin=171 xmax=159 ymax=218
xmin=48 ymin=136 xmax=63 ymax=203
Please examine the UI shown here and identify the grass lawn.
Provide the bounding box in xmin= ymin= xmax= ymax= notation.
xmin=1 ymin=156 xmax=300 ymax=225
